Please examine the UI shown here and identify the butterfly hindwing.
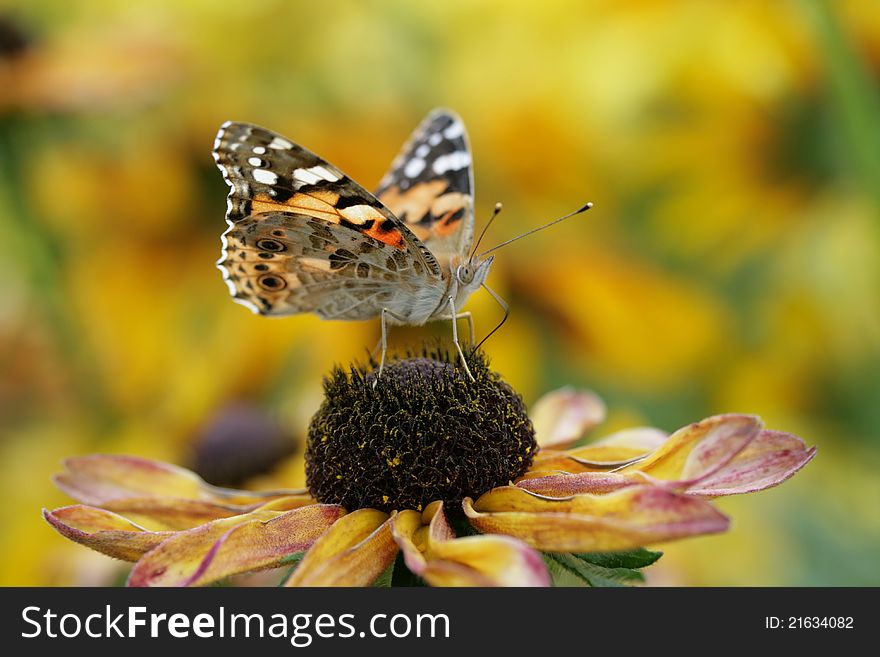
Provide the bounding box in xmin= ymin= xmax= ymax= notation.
xmin=375 ymin=109 xmax=474 ymax=268
xmin=213 ymin=121 xmax=444 ymax=316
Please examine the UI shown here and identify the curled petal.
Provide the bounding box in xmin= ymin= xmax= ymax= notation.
xmin=390 ymin=510 xmax=433 ymax=579
xmin=43 ymin=506 xmax=172 ymax=561
xmin=465 ymin=485 xmax=729 ymax=552
xmin=517 ymin=471 xmax=642 ymax=496
xmin=391 ymin=504 xmax=549 ymax=586
xmin=286 ymin=509 xmax=396 ymax=587
xmin=619 ymin=414 xmax=761 ymax=483
xmin=55 ymin=455 xmax=304 ymax=506
xmin=530 ymin=428 xmax=668 ymax=474
xmin=529 ymin=450 xmax=592 ymax=473
xmin=564 ymin=427 xmax=669 ymax=467
xmin=127 ymin=504 xmax=345 ymax=587
xmin=531 ymin=388 xmax=607 ymax=449
xmin=686 ymin=430 xmax=817 ymax=497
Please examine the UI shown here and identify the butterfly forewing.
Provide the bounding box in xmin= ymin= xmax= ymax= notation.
xmin=213 ymin=121 xmax=444 ymax=317
xmin=375 ymin=109 xmax=474 ymax=269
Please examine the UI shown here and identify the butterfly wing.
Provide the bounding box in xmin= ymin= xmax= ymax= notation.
xmin=374 ymin=109 xmax=474 ymax=269
xmin=213 ymin=122 xmax=444 ymax=319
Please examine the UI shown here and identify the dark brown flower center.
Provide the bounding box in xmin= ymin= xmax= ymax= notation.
xmin=305 ymin=350 xmax=536 ymax=512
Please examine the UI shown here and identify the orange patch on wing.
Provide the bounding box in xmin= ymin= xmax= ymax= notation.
xmin=431 ymin=192 xmax=468 ymax=236
xmin=286 ymin=192 xmax=342 ymax=221
xmin=250 ymin=195 xmax=293 ymax=215
xmin=250 ymin=193 xmax=342 ymax=222
xmin=363 ymin=223 xmax=406 ymax=249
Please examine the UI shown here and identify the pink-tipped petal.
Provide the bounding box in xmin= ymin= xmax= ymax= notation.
xmin=531 ymin=388 xmax=607 ymax=449
xmin=127 ymin=504 xmax=344 ymax=587
xmin=43 ymin=505 xmax=172 ymax=561
xmin=687 ymin=430 xmax=817 ymax=496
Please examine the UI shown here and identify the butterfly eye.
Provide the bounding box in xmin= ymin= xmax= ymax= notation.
xmin=256 ymin=238 xmax=286 ymax=252
xmin=258 ymin=274 xmax=287 ymax=290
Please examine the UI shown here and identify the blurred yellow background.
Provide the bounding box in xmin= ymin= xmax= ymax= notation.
xmin=1 ymin=0 xmax=878 ymax=586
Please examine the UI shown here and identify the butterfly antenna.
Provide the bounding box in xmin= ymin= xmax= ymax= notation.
xmin=470 ymin=202 xmax=504 ymax=260
xmin=478 ymin=202 xmax=593 ymax=258
xmin=476 ymin=283 xmax=510 ymax=350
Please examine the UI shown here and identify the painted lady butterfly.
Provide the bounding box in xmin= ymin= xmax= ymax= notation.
xmin=213 ymin=109 xmax=590 ymax=380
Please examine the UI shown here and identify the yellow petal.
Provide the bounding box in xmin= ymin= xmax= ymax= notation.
xmin=531 ymin=388 xmax=606 ymax=449
xmin=127 ymin=504 xmax=345 ymax=586
xmin=391 ymin=504 xmax=549 ymax=586
xmin=464 ymin=485 xmax=728 ymax=552
xmin=390 ymin=510 xmax=430 ymax=575
xmin=43 ymin=505 xmax=172 ymax=561
xmin=286 ymin=509 xmax=396 ymax=587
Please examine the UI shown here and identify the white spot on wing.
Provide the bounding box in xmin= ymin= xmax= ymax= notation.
xmin=403 ymin=158 xmax=426 ymax=178
xmin=252 ymin=146 xmax=266 ymax=154
xmin=339 ymin=204 xmax=383 ymax=225
xmin=294 ymin=168 xmax=321 ymax=185
xmin=248 ymin=157 xmax=263 ymax=166
xmin=443 ymin=121 xmax=464 ymax=139
xmin=295 ymin=165 xmax=341 ymax=185
xmin=309 ymin=165 xmax=340 ymax=182
xmin=428 ymin=133 xmax=442 ymax=146
xmin=253 ymin=169 xmax=279 ymax=185
xmin=269 ymin=136 xmax=293 ymax=150
xmin=432 ymin=151 xmax=471 ymax=175
xmin=415 ymin=144 xmax=430 ymax=157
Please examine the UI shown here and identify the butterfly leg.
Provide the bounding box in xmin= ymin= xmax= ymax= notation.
xmin=436 ymin=311 xmax=475 ymax=347
xmin=374 ymin=307 xmax=407 ymax=388
xmin=447 ymin=296 xmax=475 ymax=382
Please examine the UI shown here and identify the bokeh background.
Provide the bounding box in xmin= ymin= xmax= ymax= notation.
xmin=1 ymin=0 xmax=878 ymax=586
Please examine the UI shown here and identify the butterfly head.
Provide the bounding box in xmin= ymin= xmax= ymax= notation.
xmin=453 ymin=254 xmax=495 ymax=300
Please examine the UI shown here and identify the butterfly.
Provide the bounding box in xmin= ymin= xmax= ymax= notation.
xmin=213 ymin=109 xmax=497 ymax=380
xmin=213 ymin=109 xmax=590 ymax=381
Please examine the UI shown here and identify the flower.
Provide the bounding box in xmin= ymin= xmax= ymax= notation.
xmin=43 ymin=350 xmax=815 ymax=587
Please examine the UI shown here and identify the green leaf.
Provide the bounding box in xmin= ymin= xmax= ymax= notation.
xmin=544 ymin=552 xmax=658 ymax=587
xmin=574 ymin=548 xmax=663 ymax=570
xmin=372 ymin=561 xmax=395 ymax=588
xmin=542 ymin=554 xmax=592 ymax=587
